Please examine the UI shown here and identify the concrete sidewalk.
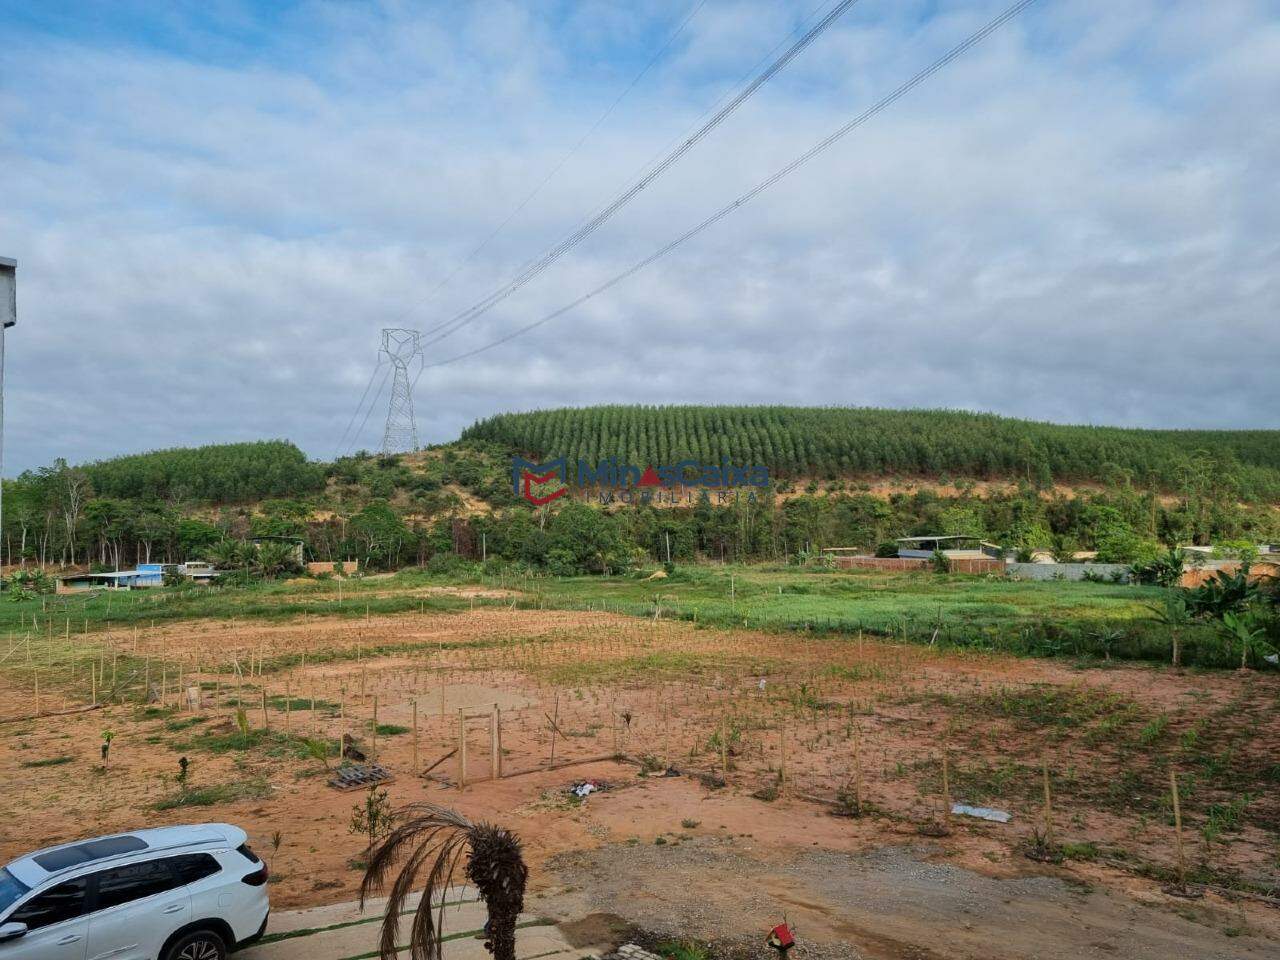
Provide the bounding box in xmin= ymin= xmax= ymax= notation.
xmin=240 ymin=889 xmax=602 ymax=960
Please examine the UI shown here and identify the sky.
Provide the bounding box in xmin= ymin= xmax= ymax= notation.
xmin=1 ymin=0 xmax=1278 ymax=473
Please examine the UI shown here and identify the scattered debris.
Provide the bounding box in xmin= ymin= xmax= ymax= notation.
xmin=952 ymin=803 xmax=1011 ymax=823
xmin=697 ymin=772 xmax=726 ymax=790
xmin=328 ymin=763 xmax=393 ymax=791
xmin=571 ymin=779 xmax=608 ymax=799
xmin=598 ymin=945 xmax=664 ymax=960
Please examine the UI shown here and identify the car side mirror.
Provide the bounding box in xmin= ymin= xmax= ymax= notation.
xmin=0 ymin=922 xmax=28 ymax=942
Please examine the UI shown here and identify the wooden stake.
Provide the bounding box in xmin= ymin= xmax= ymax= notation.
xmin=412 ymin=699 xmax=419 ymax=775
xmin=549 ymin=693 xmax=560 ymax=767
xmin=372 ymin=696 xmax=379 ymax=760
xmin=720 ymin=716 xmax=729 ymax=778
xmin=490 ymin=703 xmax=501 ymax=781
xmin=780 ymin=720 xmax=787 ymax=796
xmin=1170 ymin=769 xmax=1187 ymax=889
xmin=457 ymin=708 xmax=467 ymax=791
xmin=261 ymin=689 xmax=269 ymax=731
xmin=941 ymin=742 xmax=951 ymax=826
xmin=853 ymin=721 xmax=864 ymax=814
xmin=1042 ymin=754 xmax=1054 ymax=848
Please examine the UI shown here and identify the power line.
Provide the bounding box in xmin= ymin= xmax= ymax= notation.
xmin=419 ymin=0 xmax=1042 ymax=372
xmin=410 ymin=0 xmax=711 ymax=336
xmin=339 ymin=2 xmax=712 ymax=456
xmin=419 ymin=0 xmax=865 ymax=349
xmin=489 ymin=0 xmax=834 ymax=312
xmin=346 ymin=364 xmax=392 ymax=457
xmin=333 ymin=358 xmax=384 ymax=458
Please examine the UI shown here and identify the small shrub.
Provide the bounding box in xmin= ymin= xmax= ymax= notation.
xmin=153 ymin=779 xmax=269 ymax=810
xmin=832 ymin=786 xmax=861 ymax=818
xmin=21 ymin=756 xmax=73 ymax=768
xmin=1060 ymin=841 xmax=1099 ymax=861
xmin=657 ymin=941 xmax=711 ymax=960
xmin=348 ymin=786 xmax=396 ymax=855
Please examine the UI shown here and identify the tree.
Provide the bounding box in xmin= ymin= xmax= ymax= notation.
xmin=351 ymin=501 xmax=410 ymax=570
xmin=1145 ymin=591 xmax=1192 ymax=667
xmin=162 ymin=565 xmax=188 ymax=588
xmin=46 ymin=459 xmax=91 ymax=565
xmin=204 ymin=538 xmax=251 ymax=570
xmin=361 ymin=804 xmax=528 ymax=960
xmin=1219 ymin=611 xmax=1273 ymax=671
xmin=254 ymin=540 xmax=301 ymax=579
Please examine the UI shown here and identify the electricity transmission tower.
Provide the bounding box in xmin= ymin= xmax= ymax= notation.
xmin=379 ymin=328 xmax=423 ymax=455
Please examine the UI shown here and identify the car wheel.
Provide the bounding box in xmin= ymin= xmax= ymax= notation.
xmin=164 ymin=929 xmax=227 ymax=960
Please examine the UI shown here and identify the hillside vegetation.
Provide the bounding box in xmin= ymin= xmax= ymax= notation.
xmin=84 ymin=439 xmax=325 ymax=502
xmin=464 ymin=406 xmax=1280 ymax=500
xmin=5 ymin=408 xmax=1279 ymax=573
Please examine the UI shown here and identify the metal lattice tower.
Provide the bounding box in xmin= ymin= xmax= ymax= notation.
xmin=380 ymin=328 xmax=423 ymax=455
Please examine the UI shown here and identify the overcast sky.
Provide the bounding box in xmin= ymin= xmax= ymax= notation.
xmin=1 ymin=0 xmax=1277 ymax=472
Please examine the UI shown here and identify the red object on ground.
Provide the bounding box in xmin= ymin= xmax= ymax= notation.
xmin=767 ymin=923 xmax=795 ymax=951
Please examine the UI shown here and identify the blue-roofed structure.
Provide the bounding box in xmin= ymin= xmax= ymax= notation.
xmin=56 ymin=562 xmax=220 ymax=594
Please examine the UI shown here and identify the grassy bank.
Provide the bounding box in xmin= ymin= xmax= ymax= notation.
xmin=0 ymin=563 xmax=1246 ymax=670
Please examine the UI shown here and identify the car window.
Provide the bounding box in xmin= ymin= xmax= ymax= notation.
xmin=92 ymin=860 xmax=181 ymax=911
xmin=169 ymin=854 xmax=221 ymax=885
xmin=0 ymin=868 xmax=30 ymax=916
xmin=8 ymin=877 xmax=89 ymax=931
xmin=235 ymin=844 xmax=260 ymax=865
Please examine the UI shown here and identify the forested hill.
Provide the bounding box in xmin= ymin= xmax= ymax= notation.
xmin=8 ymin=409 xmax=1279 ymax=570
xmin=463 ymin=406 xmax=1280 ymax=500
xmin=83 ymin=440 xmax=325 ymax=503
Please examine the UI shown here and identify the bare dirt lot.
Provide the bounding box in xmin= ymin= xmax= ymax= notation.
xmin=3 ymin=606 xmax=1278 ymax=957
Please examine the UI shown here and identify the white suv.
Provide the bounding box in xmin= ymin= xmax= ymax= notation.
xmin=0 ymin=824 xmax=269 ymax=960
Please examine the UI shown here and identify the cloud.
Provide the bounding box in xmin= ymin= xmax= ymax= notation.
xmin=0 ymin=0 xmax=1277 ymax=472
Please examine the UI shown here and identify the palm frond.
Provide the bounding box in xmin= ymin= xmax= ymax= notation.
xmin=360 ymin=804 xmax=475 ymax=960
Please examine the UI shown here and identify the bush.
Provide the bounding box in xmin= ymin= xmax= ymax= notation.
xmin=425 ymin=553 xmax=475 ymax=576
xmin=161 ymin=565 xmax=188 ymax=588
xmin=7 ymin=569 xmax=54 ymax=595
xmin=1132 ymin=548 xmax=1184 ymax=587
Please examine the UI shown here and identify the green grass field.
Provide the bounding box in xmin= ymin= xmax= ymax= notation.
xmin=0 ymin=563 xmax=1236 ymax=668
xmin=528 ymin=565 xmax=1161 ymax=631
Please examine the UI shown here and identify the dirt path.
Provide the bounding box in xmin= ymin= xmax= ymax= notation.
xmin=540 ymin=834 xmax=1276 ymax=959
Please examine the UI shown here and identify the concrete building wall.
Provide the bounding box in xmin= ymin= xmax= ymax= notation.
xmin=1006 ymin=562 xmax=1131 ymax=582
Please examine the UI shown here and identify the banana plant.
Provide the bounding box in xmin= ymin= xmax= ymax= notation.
xmin=1219 ymin=611 xmax=1273 ymax=670
xmin=1146 ymin=591 xmax=1192 ymax=667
